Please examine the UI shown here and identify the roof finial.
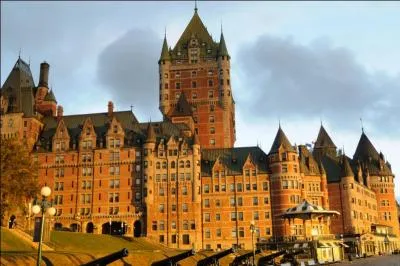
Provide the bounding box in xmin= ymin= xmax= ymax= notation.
xmin=18 ymin=48 xmax=21 ymax=59
xmin=278 ymin=117 xmax=281 ymax=129
xmin=28 ymin=56 xmax=31 ymax=66
xmin=221 ymin=20 xmax=223 ymax=34
xmin=194 ymin=0 xmax=198 ymax=13
xmin=130 ymin=104 xmax=134 ymax=112
xmin=320 ymin=117 xmax=323 ymax=127
xmin=164 ymin=26 xmax=167 ymax=38
xmin=360 ymin=117 xmax=364 ymax=133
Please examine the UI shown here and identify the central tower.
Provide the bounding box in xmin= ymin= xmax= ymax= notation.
xmin=158 ymin=7 xmax=236 ymax=148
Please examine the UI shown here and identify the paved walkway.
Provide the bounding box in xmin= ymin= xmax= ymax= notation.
xmin=338 ymin=255 xmax=400 ymax=266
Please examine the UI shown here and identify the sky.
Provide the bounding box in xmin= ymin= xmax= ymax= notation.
xmin=1 ymin=1 xmax=399 ymax=201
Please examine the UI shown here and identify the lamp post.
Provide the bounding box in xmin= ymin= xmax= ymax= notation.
xmin=356 ymin=236 xmax=360 ymax=257
xmin=250 ymin=220 xmax=256 ymax=266
xmin=311 ymin=228 xmax=318 ymax=263
xmin=340 ymin=234 xmax=344 ymax=260
xmin=31 ymin=186 xmax=56 ymax=266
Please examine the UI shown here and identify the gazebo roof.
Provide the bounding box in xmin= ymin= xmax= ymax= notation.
xmin=279 ymin=200 xmax=340 ymax=220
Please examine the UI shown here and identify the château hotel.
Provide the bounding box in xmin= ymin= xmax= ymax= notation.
xmin=1 ymin=6 xmax=399 ymax=256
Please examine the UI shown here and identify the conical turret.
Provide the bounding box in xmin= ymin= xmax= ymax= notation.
xmin=353 ymin=132 xmax=379 ymax=161
xmin=44 ymin=90 xmax=57 ymax=103
xmin=269 ymin=126 xmax=296 ymax=154
xmin=159 ymin=35 xmax=171 ymax=63
xmin=218 ymin=31 xmax=230 ymax=59
xmin=340 ymin=155 xmax=354 ymax=178
xmin=193 ymin=132 xmax=200 ymax=146
xmin=145 ymin=123 xmax=156 ymax=143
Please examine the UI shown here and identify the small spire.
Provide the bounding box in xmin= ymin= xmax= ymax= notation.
xmin=194 ymin=0 xmax=198 ymax=13
xmin=164 ymin=26 xmax=167 ymax=38
xmin=360 ymin=117 xmax=364 ymax=133
xmin=221 ymin=20 xmax=223 ymax=34
xmin=278 ymin=118 xmax=281 ymax=129
xmin=320 ymin=118 xmax=323 ymax=126
xmin=18 ymin=48 xmax=21 ymax=59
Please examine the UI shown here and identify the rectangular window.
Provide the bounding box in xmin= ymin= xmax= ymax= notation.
xmin=204 ymin=213 xmax=210 ymax=222
xmin=175 ymin=82 xmax=181 ymax=89
xmin=253 ymin=197 xmax=259 ymax=206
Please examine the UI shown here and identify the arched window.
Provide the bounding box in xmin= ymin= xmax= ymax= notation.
xmin=171 ymin=161 xmax=176 ymax=169
xmin=185 ymin=160 xmax=191 ymax=168
xmin=179 ymin=160 xmax=184 ymax=168
xmin=162 ymin=162 xmax=167 ymax=169
xmin=156 ymin=162 xmax=161 ymax=169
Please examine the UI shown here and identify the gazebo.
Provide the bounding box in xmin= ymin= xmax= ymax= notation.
xmin=278 ymin=200 xmax=342 ymax=263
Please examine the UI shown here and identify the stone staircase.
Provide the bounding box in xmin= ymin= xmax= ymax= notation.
xmin=6 ymin=226 xmax=54 ymax=251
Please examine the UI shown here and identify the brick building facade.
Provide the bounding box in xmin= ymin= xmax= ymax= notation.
xmin=1 ymin=7 xmax=399 ymax=253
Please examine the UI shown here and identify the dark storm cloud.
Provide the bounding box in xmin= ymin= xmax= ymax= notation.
xmin=97 ymin=28 xmax=162 ymax=120
xmin=236 ymin=35 xmax=400 ymax=136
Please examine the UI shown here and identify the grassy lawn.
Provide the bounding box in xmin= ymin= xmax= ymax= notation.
xmin=0 ymin=227 xmax=35 ymax=252
xmin=50 ymin=231 xmax=165 ymax=254
xmin=1 ymin=230 xmax=248 ymax=265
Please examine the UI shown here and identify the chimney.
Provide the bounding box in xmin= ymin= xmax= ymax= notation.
xmin=39 ymin=61 xmax=50 ymax=87
xmin=108 ymin=101 xmax=114 ymax=117
xmin=57 ymin=105 xmax=63 ymax=120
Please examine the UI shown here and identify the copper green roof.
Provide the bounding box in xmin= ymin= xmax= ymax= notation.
xmin=314 ymin=125 xmax=336 ymax=149
xmin=218 ymin=32 xmax=230 ymax=58
xmin=269 ymin=126 xmax=296 ymax=154
xmin=44 ymin=90 xmax=57 ymax=103
xmin=159 ymin=36 xmax=171 ymax=62
xmin=353 ymin=132 xmax=379 ymax=161
xmin=173 ymin=11 xmax=214 ymax=51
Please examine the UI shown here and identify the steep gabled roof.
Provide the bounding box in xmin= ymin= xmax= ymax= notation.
xmin=173 ymin=10 xmax=214 ymax=52
xmin=37 ymin=111 xmax=140 ymax=151
xmin=201 ymin=146 xmax=268 ymax=176
xmin=1 ymin=57 xmax=35 ymax=116
xmin=353 ymin=132 xmax=380 ymax=161
xmin=314 ymin=125 xmax=336 ymax=149
xmin=269 ymin=126 xmax=296 ymax=154
xmin=168 ymin=93 xmax=193 ymax=117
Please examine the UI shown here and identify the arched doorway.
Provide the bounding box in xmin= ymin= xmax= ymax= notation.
xmin=102 ymin=221 xmax=127 ymax=235
xmin=134 ymin=220 xmax=142 ymax=237
xmin=54 ymin=223 xmax=63 ymax=231
xmin=70 ymin=223 xmax=80 ymax=232
xmin=86 ymin=222 xmax=94 ymax=233
xmin=8 ymin=215 xmax=16 ymax=229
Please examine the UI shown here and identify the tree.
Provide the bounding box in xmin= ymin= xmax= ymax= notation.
xmin=0 ymin=137 xmax=38 ymax=226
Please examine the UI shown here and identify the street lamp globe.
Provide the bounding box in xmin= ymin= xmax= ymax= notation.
xmin=47 ymin=207 xmax=56 ymax=216
xmin=41 ymin=186 xmax=51 ymax=197
xmin=32 ymin=205 xmax=41 ymax=215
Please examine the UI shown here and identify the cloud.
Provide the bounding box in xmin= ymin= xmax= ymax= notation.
xmin=96 ymin=28 xmax=162 ymax=121
xmin=235 ymin=35 xmax=400 ymax=137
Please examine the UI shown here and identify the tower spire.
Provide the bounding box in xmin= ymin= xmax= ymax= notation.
xmin=360 ymin=117 xmax=364 ymax=133
xmin=194 ymin=0 xmax=198 ymax=13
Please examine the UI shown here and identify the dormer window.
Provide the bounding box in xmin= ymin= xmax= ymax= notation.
xmin=113 ymin=125 xmax=118 ymax=133
xmin=86 ymin=128 xmax=90 ymax=136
